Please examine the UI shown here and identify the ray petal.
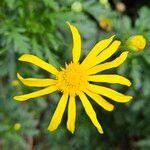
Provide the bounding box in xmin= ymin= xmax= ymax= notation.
xmin=87 ymin=84 xmax=132 ymax=103
xmin=48 ymin=93 xmax=69 ymax=131
xmin=67 ymin=94 xmax=76 ymax=133
xmin=81 ymin=35 xmax=115 ymax=67
xmin=95 ymin=40 xmax=121 ymax=64
xmin=84 ymin=89 xmax=114 ymax=111
xmin=67 ymin=22 xmax=81 ymax=63
xmin=17 ymin=73 xmax=56 ymax=87
xmin=79 ymin=92 xmax=103 ymax=134
xmin=84 ymin=40 xmax=121 ymax=69
xmin=88 ymin=74 xmax=131 ymax=86
xmin=87 ymin=51 xmax=128 ymax=75
xmin=19 ymin=54 xmax=58 ymax=75
xmin=13 ymin=86 xmax=57 ymax=101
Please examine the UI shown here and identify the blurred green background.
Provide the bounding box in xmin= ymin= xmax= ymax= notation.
xmin=0 ymin=0 xmax=150 ymax=150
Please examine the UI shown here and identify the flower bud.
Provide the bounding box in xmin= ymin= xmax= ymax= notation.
xmin=71 ymin=1 xmax=82 ymax=12
xmin=14 ymin=123 xmax=21 ymax=130
xmin=126 ymin=35 xmax=146 ymax=52
xmin=99 ymin=0 xmax=110 ymax=8
xmin=116 ymin=2 xmax=126 ymax=13
xmin=99 ymin=16 xmax=112 ymax=31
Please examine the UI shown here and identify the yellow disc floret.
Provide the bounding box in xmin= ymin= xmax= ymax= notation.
xmin=56 ymin=62 xmax=88 ymax=95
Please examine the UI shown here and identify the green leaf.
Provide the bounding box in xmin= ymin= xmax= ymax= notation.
xmin=130 ymin=59 xmax=142 ymax=90
xmin=136 ymin=138 xmax=150 ymax=148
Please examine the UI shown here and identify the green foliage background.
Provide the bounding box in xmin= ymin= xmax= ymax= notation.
xmin=0 ymin=0 xmax=150 ymax=149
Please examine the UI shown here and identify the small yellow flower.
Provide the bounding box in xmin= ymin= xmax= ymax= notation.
xmin=11 ymin=80 xmax=19 ymax=86
xmin=14 ymin=123 xmax=21 ymax=130
xmin=99 ymin=16 xmax=112 ymax=31
xmin=71 ymin=1 xmax=82 ymax=12
xmin=126 ymin=35 xmax=146 ymax=52
xmin=14 ymin=22 xmax=132 ymax=134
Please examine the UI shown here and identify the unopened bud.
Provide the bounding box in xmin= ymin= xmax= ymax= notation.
xmin=126 ymin=35 xmax=146 ymax=52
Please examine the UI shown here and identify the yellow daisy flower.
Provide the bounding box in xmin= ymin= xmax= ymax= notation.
xmin=14 ymin=22 xmax=132 ymax=134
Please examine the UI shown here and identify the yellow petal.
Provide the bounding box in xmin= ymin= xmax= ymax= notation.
xmin=67 ymin=22 xmax=81 ymax=63
xmin=84 ymin=40 xmax=121 ymax=69
xmin=13 ymin=86 xmax=57 ymax=101
xmin=17 ymin=73 xmax=56 ymax=87
xmin=87 ymin=51 xmax=128 ymax=75
xmin=95 ymin=40 xmax=121 ymax=63
xmin=87 ymin=84 xmax=132 ymax=103
xmin=88 ymin=74 xmax=131 ymax=86
xmin=84 ymin=89 xmax=114 ymax=111
xmin=79 ymin=92 xmax=104 ymax=134
xmin=19 ymin=54 xmax=58 ymax=75
xmin=67 ymin=94 xmax=76 ymax=133
xmin=48 ymin=93 xmax=69 ymax=131
xmin=81 ymin=35 xmax=115 ymax=67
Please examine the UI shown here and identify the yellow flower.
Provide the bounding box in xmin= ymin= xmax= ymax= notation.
xmin=11 ymin=80 xmax=19 ymax=86
xmin=14 ymin=123 xmax=21 ymax=130
xmin=99 ymin=16 xmax=112 ymax=32
xmin=126 ymin=35 xmax=146 ymax=52
xmin=14 ymin=22 xmax=132 ymax=134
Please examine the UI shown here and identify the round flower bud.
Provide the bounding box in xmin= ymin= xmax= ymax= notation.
xmin=14 ymin=123 xmax=21 ymax=130
xmin=71 ymin=1 xmax=82 ymax=12
xmin=126 ymin=35 xmax=146 ymax=52
xmin=99 ymin=16 xmax=112 ymax=32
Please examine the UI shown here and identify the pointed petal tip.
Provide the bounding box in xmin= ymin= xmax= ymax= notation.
xmin=66 ymin=21 xmax=72 ymax=27
xmin=18 ymin=54 xmax=37 ymax=61
xmin=123 ymin=51 xmax=129 ymax=56
xmin=127 ymin=81 xmax=132 ymax=87
xmin=47 ymin=125 xmax=56 ymax=132
xmin=98 ymin=128 xmax=104 ymax=134
xmin=115 ymin=40 xmax=121 ymax=45
xmin=47 ymin=126 xmax=53 ymax=132
xmin=128 ymin=96 xmax=133 ymax=101
xmin=110 ymin=35 xmax=115 ymax=39
xmin=123 ymin=95 xmax=133 ymax=103
xmin=67 ymin=123 xmax=75 ymax=134
xmin=18 ymin=54 xmax=27 ymax=61
xmin=17 ymin=73 xmax=23 ymax=80
xmin=13 ymin=96 xmax=18 ymax=101
xmin=68 ymin=128 xmax=75 ymax=134
xmin=13 ymin=96 xmax=26 ymax=101
xmin=108 ymin=105 xmax=115 ymax=111
xmin=18 ymin=56 xmax=23 ymax=61
xmin=66 ymin=21 xmax=70 ymax=25
xmin=47 ymin=127 xmax=52 ymax=132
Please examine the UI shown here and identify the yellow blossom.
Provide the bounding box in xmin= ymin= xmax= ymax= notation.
xmin=99 ymin=16 xmax=112 ymax=31
xmin=126 ymin=35 xmax=146 ymax=52
xmin=11 ymin=80 xmax=19 ymax=86
xmin=14 ymin=123 xmax=21 ymax=130
xmin=14 ymin=22 xmax=132 ymax=134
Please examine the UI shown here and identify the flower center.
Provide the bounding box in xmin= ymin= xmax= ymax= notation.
xmin=56 ymin=62 xmax=88 ymax=95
